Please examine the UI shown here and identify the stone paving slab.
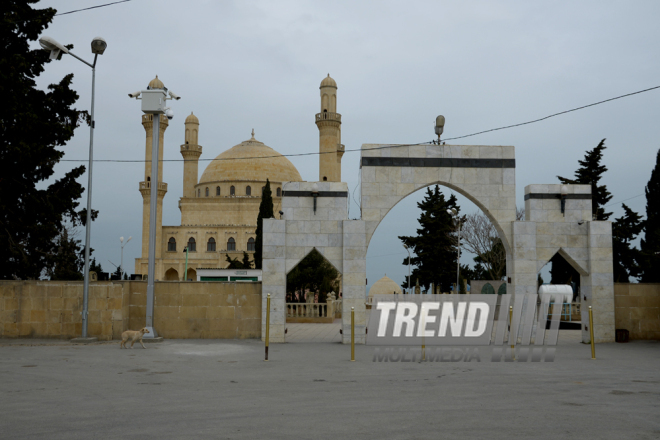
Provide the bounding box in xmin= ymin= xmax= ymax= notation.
xmin=1 ymin=335 xmax=659 ymax=439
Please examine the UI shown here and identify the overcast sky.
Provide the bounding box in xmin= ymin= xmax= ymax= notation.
xmin=34 ymin=0 xmax=660 ymax=289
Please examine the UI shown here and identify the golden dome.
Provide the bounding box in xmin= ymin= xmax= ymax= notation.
xmin=320 ymin=74 xmax=337 ymax=88
xmin=368 ymin=275 xmax=402 ymax=299
xmin=148 ymin=75 xmax=164 ymax=89
xmin=199 ymin=132 xmax=302 ymax=184
xmin=185 ymin=112 xmax=199 ymax=124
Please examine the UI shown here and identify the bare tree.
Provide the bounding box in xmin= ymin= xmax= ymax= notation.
xmin=459 ymin=212 xmax=507 ymax=280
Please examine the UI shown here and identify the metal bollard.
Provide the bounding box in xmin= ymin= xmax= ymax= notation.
xmin=351 ymin=307 xmax=355 ymax=361
xmin=509 ymin=305 xmax=515 ymax=360
xmin=265 ymin=293 xmax=270 ymax=361
xmin=588 ymin=306 xmax=595 ymax=359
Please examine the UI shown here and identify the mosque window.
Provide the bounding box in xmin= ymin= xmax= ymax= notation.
xmin=207 ymin=237 xmax=216 ymax=252
xmin=167 ymin=237 xmax=176 ymax=252
xmin=227 ymin=237 xmax=236 ymax=251
xmin=261 ymin=186 xmax=265 ymax=194
xmin=247 ymin=237 xmax=255 ymax=251
xmin=197 ymin=188 xmax=200 ymax=197
xmin=205 ymin=187 xmax=209 ymax=197
xmin=246 ymin=186 xmax=251 ymax=196
xmin=323 ymin=176 xmax=327 ymax=181
xmin=276 ymin=188 xmax=281 ymax=197
xmin=187 ymin=237 xmax=196 ymax=252
xmin=230 ymin=186 xmax=235 ymax=196
xmin=216 ymin=186 xmax=220 ymax=196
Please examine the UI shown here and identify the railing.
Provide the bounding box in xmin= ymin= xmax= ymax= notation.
xmin=139 ymin=181 xmax=168 ymax=191
xmin=287 ymin=303 xmax=328 ymax=318
xmin=315 ymin=112 xmax=342 ymax=122
xmin=180 ymin=144 xmax=202 ymax=152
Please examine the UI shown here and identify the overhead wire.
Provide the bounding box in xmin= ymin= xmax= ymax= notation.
xmin=55 ymin=0 xmax=133 ymax=16
xmin=59 ymin=84 xmax=660 ymax=164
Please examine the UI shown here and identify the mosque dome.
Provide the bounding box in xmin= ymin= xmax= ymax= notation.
xmin=368 ymin=275 xmax=402 ymax=300
xmin=199 ymin=132 xmax=302 ymax=184
xmin=148 ymin=75 xmax=164 ymax=89
xmin=185 ymin=112 xmax=199 ymax=124
xmin=320 ymin=74 xmax=337 ymax=88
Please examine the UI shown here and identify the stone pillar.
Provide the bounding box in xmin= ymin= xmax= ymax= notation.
xmin=582 ymin=221 xmax=615 ymax=343
xmin=261 ymin=219 xmax=286 ymax=343
xmin=342 ymin=220 xmax=367 ymax=344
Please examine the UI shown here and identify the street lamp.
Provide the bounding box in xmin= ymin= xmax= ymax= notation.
xmin=130 ymin=81 xmax=181 ymax=337
xmin=39 ymin=35 xmax=107 ymax=341
xmin=448 ymin=208 xmax=461 ymax=293
xmin=183 ymin=246 xmax=189 ymax=281
xmin=403 ymin=243 xmax=411 ymax=294
xmin=119 ymin=236 xmax=132 ymax=279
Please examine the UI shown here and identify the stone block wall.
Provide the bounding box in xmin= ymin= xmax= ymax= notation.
xmin=0 ymin=280 xmax=261 ymax=340
xmin=614 ymin=283 xmax=660 ymax=340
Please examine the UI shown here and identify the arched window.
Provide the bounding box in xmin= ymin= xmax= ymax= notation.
xmin=247 ymin=237 xmax=255 ymax=251
xmin=205 ymin=187 xmax=209 ymax=197
xmin=187 ymin=237 xmax=196 ymax=252
xmin=197 ymin=188 xmax=200 ymax=197
xmin=277 ymin=187 xmax=281 ymax=197
xmin=246 ymin=186 xmax=251 ymax=196
xmin=216 ymin=186 xmax=220 ymax=196
xmin=481 ymin=283 xmax=495 ymax=295
xmin=167 ymin=237 xmax=176 ymax=252
xmin=227 ymin=237 xmax=236 ymax=251
xmin=261 ymin=186 xmax=265 ymax=194
xmin=497 ymin=283 xmax=507 ymax=295
xmin=230 ymin=185 xmax=235 ymax=196
xmin=207 ymin=237 xmax=216 ymax=252
xmin=323 ymin=176 xmax=327 ymax=181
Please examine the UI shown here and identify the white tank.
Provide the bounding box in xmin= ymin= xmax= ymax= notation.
xmin=538 ymin=284 xmax=573 ymax=303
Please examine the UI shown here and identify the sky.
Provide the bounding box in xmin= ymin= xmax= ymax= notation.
xmin=32 ymin=0 xmax=660 ymax=290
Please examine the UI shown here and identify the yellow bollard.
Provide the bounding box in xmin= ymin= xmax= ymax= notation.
xmin=509 ymin=305 xmax=515 ymax=360
xmin=588 ymin=306 xmax=595 ymax=359
xmin=265 ymin=293 xmax=270 ymax=361
xmin=351 ymin=307 xmax=355 ymax=361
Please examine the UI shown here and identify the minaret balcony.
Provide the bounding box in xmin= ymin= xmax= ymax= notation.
xmin=139 ymin=181 xmax=168 ymax=192
xmin=315 ymin=112 xmax=341 ymax=122
xmin=180 ymin=144 xmax=203 ymax=153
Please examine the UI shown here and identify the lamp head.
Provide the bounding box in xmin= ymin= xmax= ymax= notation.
xmin=447 ymin=208 xmax=457 ymax=216
xmin=91 ymin=37 xmax=107 ymax=55
xmin=120 ymin=236 xmax=124 ymax=243
xmin=435 ymin=115 xmax=445 ymax=136
xmin=560 ymin=185 xmax=569 ymax=196
xmin=311 ymin=183 xmax=319 ymax=194
xmin=127 ymin=236 xmax=132 ymax=242
xmin=38 ymin=36 xmax=68 ymax=60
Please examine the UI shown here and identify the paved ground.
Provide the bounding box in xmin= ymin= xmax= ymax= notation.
xmin=285 ymin=320 xmax=342 ymax=343
xmin=1 ymin=332 xmax=659 ymax=440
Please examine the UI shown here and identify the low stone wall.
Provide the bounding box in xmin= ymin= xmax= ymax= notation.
xmin=614 ymin=283 xmax=660 ymax=340
xmin=0 ymin=280 xmax=261 ymax=340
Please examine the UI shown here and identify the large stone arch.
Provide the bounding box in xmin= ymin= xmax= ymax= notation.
xmin=360 ymin=144 xmax=516 ymax=254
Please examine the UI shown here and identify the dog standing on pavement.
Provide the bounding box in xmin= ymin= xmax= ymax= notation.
xmin=120 ymin=328 xmax=150 ymax=349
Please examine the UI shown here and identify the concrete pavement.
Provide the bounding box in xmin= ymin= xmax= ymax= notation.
xmin=1 ymin=332 xmax=659 ymax=439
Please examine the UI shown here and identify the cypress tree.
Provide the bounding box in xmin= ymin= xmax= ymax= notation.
xmin=557 ymin=139 xmax=613 ymax=220
xmin=612 ymin=204 xmax=644 ymax=282
xmin=399 ymin=185 xmax=459 ymax=292
xmin=1 ymin=2 xmax=93 ymax=279
xmin=254 ymin=179 xmax=273 ymax=269
xmin=640 ymin=149 xmax=660 ymax=282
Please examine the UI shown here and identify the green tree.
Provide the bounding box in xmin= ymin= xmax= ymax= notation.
xmin=225 ymin=252 xmax=253 ymax=269
xmin=47 ymin=228 xmax=83 ymax=281
xmin=253 ymin=179 xmax=273 ymax=269
xmin=1 ymin=2 xmax=93 ymax=279
xmin=399 ymin=185 xmax=459 ymax=292
xmin=641 ymin=149 xmax=660 ymax=282
xmin=89 ymin=258 xmax=103 ymax=274
xmin=612 ymin=204 xmax=644 ymax=282
xmin=286 ymin=249 xmax=339 ymax=303
xmin=557 ymin=139 xmax=613 ymax=221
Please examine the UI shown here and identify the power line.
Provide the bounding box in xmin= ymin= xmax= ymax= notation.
xmin=55 ymin=0 xmax=133 ymax=16
xmin=605 ymin=193 xmax=645 ymax=207
xmin=60 ymin=84 xmax=660 ymax=163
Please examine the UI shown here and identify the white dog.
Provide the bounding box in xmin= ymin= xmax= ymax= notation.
xmin=120 ymin=328 xmax=150 ymax=349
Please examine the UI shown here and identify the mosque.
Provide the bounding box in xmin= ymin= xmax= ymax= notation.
xmin=134 ymin=75 xmax=344 ymax=281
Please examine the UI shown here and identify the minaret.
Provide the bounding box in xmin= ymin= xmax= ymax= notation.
xmin=139 ymin=75 xmax=169 ymax=260
xmin=316 ymin=74 xmax=343 ymax=182
xmin=181 ymin=112 xmax=202 ymax=198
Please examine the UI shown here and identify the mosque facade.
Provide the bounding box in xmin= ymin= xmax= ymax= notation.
xmin=135 ymin=75 xmax=344 ymax=281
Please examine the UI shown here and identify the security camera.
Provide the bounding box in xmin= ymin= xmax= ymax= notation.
xmin=168 ymin=91 xmax=181 ymax=100
xmin=128 ymin=91 xmax=141 ymax=98
xmin=165 ymin=108 xmax=174 ymax=120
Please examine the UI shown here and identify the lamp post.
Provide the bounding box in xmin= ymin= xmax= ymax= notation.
xmin=403 ymin=244 xmax=411 ymax=294
xmin=448 ymin=208 xmax=461 ymax=293
xmin=39 ymin=36 xmax=107 ymax=341
xmin=130 ymin=81 xmax=181 ymax=337
xmin=119 ymin=236 xmax=132 ymax=279
xmin=183 ymin=246 xmax=189 ymax=281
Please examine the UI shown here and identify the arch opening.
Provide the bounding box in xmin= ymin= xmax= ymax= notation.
xmin=164 ymin=268 xmax=179 ymax=281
